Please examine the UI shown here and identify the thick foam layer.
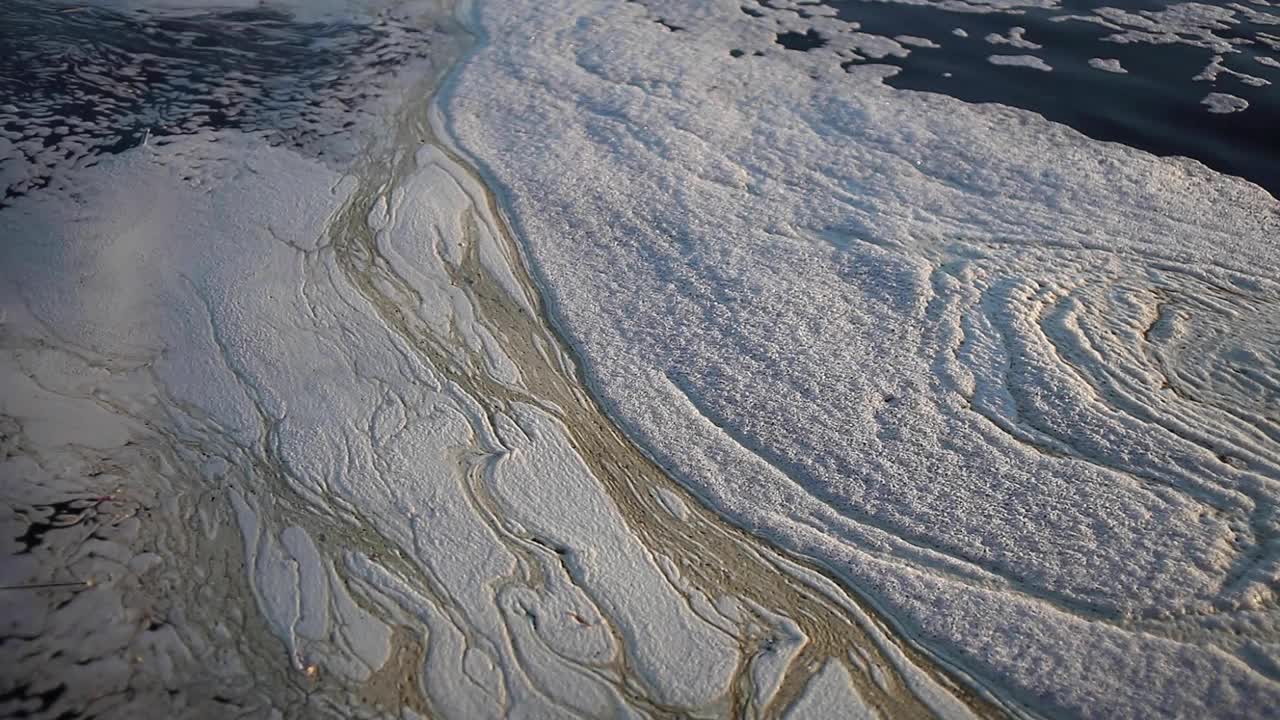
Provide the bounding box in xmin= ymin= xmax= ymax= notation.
xmin=444 ymin=0 xmax=1280 ymax=716
xmin=1 ymin=3 xmax=1013 ymax=717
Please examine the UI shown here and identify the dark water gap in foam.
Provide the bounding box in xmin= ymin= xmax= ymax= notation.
xmin=760 ymin=0 xmax=1280 ymax=199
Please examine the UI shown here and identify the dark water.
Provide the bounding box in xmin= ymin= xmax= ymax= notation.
xmin=756 ymin=0 xmax=1280 ymax=198
xmin=0 ymin=0 xmax=431 ymax=205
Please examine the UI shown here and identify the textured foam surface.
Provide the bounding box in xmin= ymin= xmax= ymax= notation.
xmin=444 ymin=0 xmax=1280 ymax=715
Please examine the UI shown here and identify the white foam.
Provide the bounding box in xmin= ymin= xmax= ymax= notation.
xmin=1058 ymin=1 xmax=1280 ymax=87
xmin=1088 ymin=57 xmax=1128 ymax=73
xmin=1195 ymin=54 xmax=1271 ymax=87
xmin=897 ymin=35 xmax=942 ymax=49
xmin=785 ymin=662 xmax=878 ymax=720
xmin=444 ymin=0 xmax=1280 ymax=715
xmin=987 ymin=53 xmax=1054 ymax=70
xmin=0 ymin=114 xmax=768 ymax=715
xmin=985 ymin=26 xmax=1042 ymax=49
xmin=1202 ymin=91 xmax=1250 ymax=113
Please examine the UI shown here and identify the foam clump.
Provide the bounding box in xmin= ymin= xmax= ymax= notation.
xmin=1202 ymin=91 xmax=1249 ymax=114
xmin=986 ymin=53 xmax=1053 ymax=70
xmin=1088 ymin=57 xmax=1128 ymax=73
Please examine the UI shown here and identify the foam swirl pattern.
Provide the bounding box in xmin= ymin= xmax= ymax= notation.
xmin=444 ymin=0 xmax=1280 ymax=715
xmin=929 ymin=239 xmax=1280 ymax=614
xmin=0 ymin=1 xmax=1018 ymax=718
